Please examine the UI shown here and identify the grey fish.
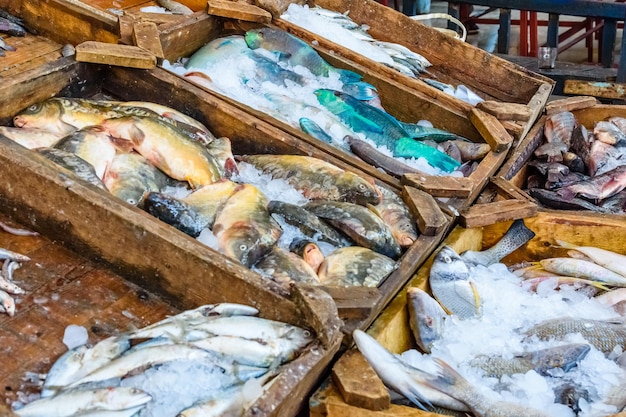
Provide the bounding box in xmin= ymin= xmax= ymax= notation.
xmin=525 ymin=318 xmax=626 ymax=354
xmin=305 ymin=200 xmax=401 ymax=259
xmin=318 ymin=246 xmax=395 ymax=287
xmin=156 ymin=0 xmax=193 ymax=14
xmin=267 ymin=200 xmax=350 ymax=247
xmin=556 ymin=165 xmax=626 ymax=201
xmin=595 ymin=121 xmax=626 ymax=146
xmin=37 ymin=147 xmax=107 ymax=190
xmin=528 ymin=188 xmax=609 ymax=213
xmin=545 ymin=171 xmax=589 ymax=190
xmin=141 ymin=192 xmax=209 ymax=237
xmin=346 ymin=135 xmax=424 ymax=178
xmin=601 ymin=189 xmax=626 ymax=214
xmin=407 ymin=287 xmax=447 ymax=353
xmin=429 ymin=246 xmax=480 ymax=319
xmin=589 ymin=139 xmax=626 ymax=177
xmin=533 ymin=141 xmax=568 ymax=162
xmin=460 ymin=219 xmax=535 ymax=266
xmin=469 ymin=343 xmax=590 ymax=377
xmin=0 ymin=16 xmax=25 ymax=36
xmin=553 ymin=383 xmax=589 ymax=414
xmin=253 ymin=245 xmax=320 ymax=286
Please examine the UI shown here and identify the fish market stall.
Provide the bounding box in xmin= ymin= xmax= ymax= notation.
xmin=311 ymin=212 xmax=626 ymax=417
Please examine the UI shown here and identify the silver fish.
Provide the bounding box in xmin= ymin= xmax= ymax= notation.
xmin=407 ymin=287 xmax=447 ymax=353
xmin=0 ymin=288 xmax=15 ymax=316
xmin=460 ymin=219 xmax=535 ymax=266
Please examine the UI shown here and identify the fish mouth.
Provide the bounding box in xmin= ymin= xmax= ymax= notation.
xmin=12 ymin=116 xmax=27 ymax=128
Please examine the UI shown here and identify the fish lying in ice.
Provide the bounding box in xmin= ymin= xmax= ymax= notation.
xmin=429 ymin=246 xmax=480 ymax=319
xmin=253 ymin=245 xmax=320 ymax=287
xmin=407 ymin=287 xmax=447 ymax=353
xmin=539 ymin=257 xmax=626 ymax=286
xmin=317 ymin=246 xmax=396 ymax=287
xmin=555 ymin=240 xmax=626 ymax=278
xmin=460 ymin=219 xmax=535 ymax=266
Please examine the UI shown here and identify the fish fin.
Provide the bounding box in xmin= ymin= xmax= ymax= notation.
xmin=224 ymin=158 xmax=239 ymax=177
xmin=469 ymin=280 xmax=481 ymax=316
xmin=342 ymin=81 xmax=379 ymax=101
xmin=402 ymin=385 xmax=434 ymax=411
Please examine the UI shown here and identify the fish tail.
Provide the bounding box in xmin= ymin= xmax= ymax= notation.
xmin=424 ymin=357 xmax=473 ymax=400
xmin=337 ymin=68 xmax=364 ymax=83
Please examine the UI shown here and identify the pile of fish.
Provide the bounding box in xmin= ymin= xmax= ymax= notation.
xmin=280 ymin=4 xmax=485 ymax=106
xmin=12 ymin=302 xmax=314 ymax=417
xmin=525 ymin=111 xmax=626 ymax=214
xmin=355 ymin=220 xmax=626 ymax=417
xmin=166 ymin=27 xmax=488 ymax=177
xmin=0 ymin=8 xmax=26 ymax=56
xmin=0 ymin=221 xmax=38 ymax=316
xmin=1 ymin=97 xmax=416 ymax=290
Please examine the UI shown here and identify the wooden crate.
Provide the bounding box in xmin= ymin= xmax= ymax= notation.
xmin=309 ymin=211 xmax=626 ymax=417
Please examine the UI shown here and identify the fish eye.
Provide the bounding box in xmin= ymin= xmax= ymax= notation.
xmin=239 ymin=244 xmax=247 ymax=251
xmin=443 ymin=255 xmax=452 ymax=263
xmin=27 ymin=104 xmax=39 ymax=112
xmin=358 ymin=183 xmax=366 ymax=191
xmin=127 ymin=198 xmax=137 ymax=205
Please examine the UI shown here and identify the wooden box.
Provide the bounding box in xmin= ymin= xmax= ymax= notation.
xmin=309 ymin=211 xmax=626 ymax=417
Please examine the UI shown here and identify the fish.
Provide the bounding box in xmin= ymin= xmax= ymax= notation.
xmin=181 ymin=179 xmax=239 ymax=227
xmin=156 ymin=0 xmax=193 ymax=14
xmin=440 ymin=141 xmax=462 ymax=162
xmin=553 ymin=383 xmax=589 ymax=414
xmin=267 ymin=200 xmax=350 ymax=247
xmin=0 ymin=37 xmax=15 ymax=54
xmin=237 ymin=154 xmax=381 ymax=205
xmin=212 ymin=184 xmax=282 ymax=267
xmin=407 ymin=287 xmax=447 ymax=353
xmin=539 ymin=257 xmax=626 ymax=286
xmin=429 ymin=246 xmax=480 ymax=319
xmin=424 ymin=358 xmax=554 ymax=417
xmin=103 ymin=152 xmax=169 ymax=206
xmin=206 ymin=136 xmax=238 ymax=176
xmin=451 ymin=140 xmax=491 ymax=162
xmin=561 ymin=151 xmax=586 ymax=173
xmin=0 ymin=16 xmax=25 ymax=36
xmin=299 ymin=117 xmax=334 ymax=145
xmin=289 ymin=238 xmax=325 ymax=272
xmin=37 ymin=147 xmax=107 ymax=190
xmin=397 ymin=123 xmax=467 ymax=143
xmin=317 ymin=246 xmax=395 ymax=287
xmin=305 ymin=200 xmax=401 ymax=258
xmin=600 ymin=189 xmax=626 ymax=213
xmin=346 ymin=135 xmax=424 ymax=178
xmin=353 ymin=330 xmax=470 ymax=412
xmin=570 ymin=124 xmax=592 ymax=166
xmin=555 ymin=165 xmax=626 ymax=201
xmin=141 ymin=192 xmax=209 ymax=237
xmin=544 ymin=111 xmax=577 ymax=146
xmin=460 ymin=219 xmax=535 ymax=266
xmin=253 ymin=245 xmax=320 ymax=286
xmin=367 ymin=183 xmax=418 ymax=248
xmin=53 ymin=126 xmax=117 ymax=179
xmin=0 ymin=126 xmax=65 ymax=149
xmin=524 ymin=318 xmax=626 ymax=354
xmin=555 ymin=240 xmax=626 ymax=278
xmin=468 ymin=343 xmax=590 ymax=377
xmin=588 ymin=139 xmax=626 ymax=177
xmin=0 ymin=288 xmax=15 ymax=316
xmin=14 ymin=387 xmax=151 ymax=417
xmin=0 ymin=272 xmax=25 ymax=295
xmin=545 ymin=171 xmax=589 ymax=190
xmin=101 ymin=115 xmax=222 ymax=188
xmin=594 ymin=121 xmax=626 ymax=146
xmin=533 ymin=141 xmax=568 ymax=162
xmin=0 ymin=247 xmax=30 ymax=262
xmin=528 ymin=188 xmax=609 ymax=213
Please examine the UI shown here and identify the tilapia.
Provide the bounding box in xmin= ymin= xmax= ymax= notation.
xmin=407 ymin=287 xmax=447 ymax=353
xmin=305 ymin=200 xmax=401 ymax=258
xmin=37 ymin=147 xmax=107 ymax=190
xmin=555 ymin=240 xmax=626 ymax=278
xmin=212 ymin=184 xmax=282 ymax=267
xmin=14 ymin=387 xmax=151 ymax=417
xmin=346 ymin=135 xmax=424 ymax=178
xmin=544 ymin=111 xmax=576 ymax=146
xmin=142 ymin=192 xmax=209 ymax=237
xmin=101 ymin=115 xmax=222 ymax=188
xmin=317 ymin=246 xmax=395 ymax=287
xmin=267 ymin=200 xmax=350 ymax=247
xmin=0 ymin=126 xmax=65 ymax=149
xmin=460 ymin=219 xmax=535 ymax=266
xmin=469 ymin=343 xmax=590 ymax=377
xmin=555 ymin=165 xmax=626 ymax=201
xmin=237 ymin=154 xmax=381 ymax=205
xmin=595 ymin=120 xmax=626 ymax=146
xmin=103 ymin=152 xmax=168 ymax=206
xmin=367 ymin=183 xmax=418 ymax=248
xmin=253 ymin=245 xmax=320 ymax=286
xmin=353 ymin=330 xmax=470 ymax=412
xmin=289 ymin=238 xmax=325 ymax=272
xmin=525 ymin=318 xmax=626 ymax=354
xmin=540 ymin=257 xmax=626 ymax=286
xmin=589 ymin=139 xmax=626 ymax=176
xmin=429 ymin=246 xmax=480 ymax=319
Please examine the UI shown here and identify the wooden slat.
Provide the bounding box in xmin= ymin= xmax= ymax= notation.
xmin=469 ymin=108 xmax=513 ymax=153
xmin=544 ymin=95 xmax=599 ymax=115
xmin=332 ymin=350 xmax=390 ymax=411
xmin=401 ymin=174 xmax=473 ymax=198
xmin=207 ymin=0 xmax=272 ymax=23
xmin=0 ymin=35 xmax=63 ymax=78
xmin=458 ymin=199 xmax=537 ymax=228
xmin=476 ymin=100 xmax=533 ymax=121
xmin=402 ymin=186 xmax=448 ymax=236
xmin=76 ymin=41 xmax=157 ymax=68
xmin=563 ymin=80 xmax=626 ymax=99
xmin=133 ymin=21 xmax=165 ymax=58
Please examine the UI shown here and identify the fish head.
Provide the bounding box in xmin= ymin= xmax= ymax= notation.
xmin=338 ymin=175 xmax=382 ymax=205
xmin=430 ymin=246 xmax=469 ymax=282
xmin=533 ymin=343 xmax=591 ymax=374
xmin=244 ymin=29 xmax=265 ymax=50
xmin=14 ymin=100 xmax=74 ymax=135
xmin=218 ymin=223 xmax=273 ymax=267
xmin=407 ymin=287 xmax=447 ymax=353
xmin=289 ymin=238 xmax=324 ymax=272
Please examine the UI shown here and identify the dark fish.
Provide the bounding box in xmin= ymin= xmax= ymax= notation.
xmin=36 ymin=147 xmax=106 ymax=190
xmin=346 ymin=135 xmax=424 ymax=178
xmin=468 ymin=343 xmax=590 ymax=378
xmin=440 ymin=141 xmax=462 ymax=162
xmin=289 ymin=238 xmax=325 ymax=273
xmin=528 ymin=188 xmax=609 ymax=212
xmin=407 ymin=287 xmax=447 ymax=353
xmin=305 ymin=200 xmax=401 ymax=259
xmin=544 ymin=111 xmax=576 ymax=146
xmin=525 ymin=318 xmax=626 ymax=354
xmin=318 ymin=246 xmax=395 ymax=287
xmin=600 ymin=189 xmax=626 ymax=214
xmin=561 ymin=151 xmax=586 ymax=173
xmin=545 ymin=171 xmax=590 ymax=190
xmin=526 ymin=174 xmax=544 ymax=190
xmin=267 ymin=200 xmax=350 ymax=247
xmin=253 ymin=246 xmax=320 ymax=286
xmin=556 ymin=165 xmax=626 ymax=201
xmin=570 ymin=124 xmax=592 ymax=167
xmin=0 ymin=16 xmax=25 ymax=36
xmin=141 ymin=192 xmax=209 ymax=237
xmin=461 ymin=219 xmax=535 ymax=267
xmin=528 ymin=160 xmax=569 ymax=182
xmin=553 ymin=383 xmax=589 ymax=414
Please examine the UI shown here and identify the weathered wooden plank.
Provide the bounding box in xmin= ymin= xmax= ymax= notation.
xmin=489 ymin=176 xmax=535 ymax=202
xmin=477 ymin=100 xmax=533 ymax=121
xmin=401 ymin=174 xmax=473 ymax=198
xmin=563 ymin=80 xmax=626 ymax=99
xmin=76 ymin=41 xmax=157 ymax=68
xmin=458 ymin=199 xmax=537 ymax=228
xmin=469 ymin=108 xmax=513 ymax=153
xmin=133 ymin=21 xmax=165 ymax=58
xmin=0 ymin=35 xmax=63 ymax=78
xmin=402 ymin=186 xmax=448 ymax=236
xmin=500 ymin=119 xmax=526 ymax=140
xmin=207 ymin=0 xmax=272 ymax=23
xmin=545 ymin=95 xmax=599 ymax=114
xmin=332 ymin=349 xmax=390 ymax=411
xmin=157 ymin=11 xmax=222 ymax=62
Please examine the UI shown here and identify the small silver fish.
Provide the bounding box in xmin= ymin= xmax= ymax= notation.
xmin=460 ymin=219 xmax=535 ymax=266
xmin=406 ymin=287 xmax=447 ymax=353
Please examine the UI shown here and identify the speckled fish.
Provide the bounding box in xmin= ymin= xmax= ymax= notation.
xmin=556 ymin=165 xmax=626 ymax=201
xmin=54 ymin=125 xmax=117 ymax=179
xmin=429 ymin=246 xmax=480 ymax=319
xmin=544 ymin=111 xmax=577 ymax=146
xmin=317 ymin=246 xmax=395 ymax=287
xmin=289 ymin=238 xmax=325 ymax=273
xmin=539 ymin=257 xmax=626 ymax=286
xmin=237 ymin=154 xmax=381 ymax=205
xmin=407 ymin=287 xmax=447 ymax=353
xmin=594 ymin=121 xmax=626 ymax=146
xmin=368 ymin=183 xmax=418 ymax=248
xmin=305 ymin=200 xmax=401 ymax=258
xmin=346 ymin=135 xmax=424 ymax=178
xmin=461 ymin=219 xmax=535 ymax=266
xmin=253 ymin=245 xmax=320 ymax=287
xmin=525 ymin=318 xmax=626 ymax=354
xmin=103 ymin=152 xmax=169 ymax=206
xmin=142 ymin=192 xmax=209 ymax=237
xmin=14 ymin=387 xmax=151 ymax=417
xmin=469 ymin=343 xmax=590 ymax=378
xmin=101 ymin=115 xmax=221 ymax=188
xmin=37 ymin=147 xmax=107 ymax=190
xmin=267 ymin=200 xmax=350 ymax=247
xmin=0 ymin=126 xmax=65 ymax=149
xmin=212 ymin=183 xmax=282 ymax=267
